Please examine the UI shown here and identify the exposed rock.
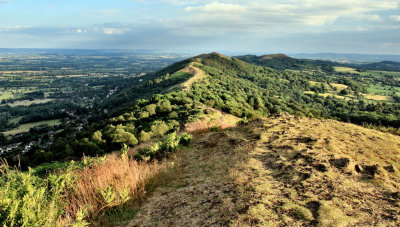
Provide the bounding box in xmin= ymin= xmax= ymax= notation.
xmin=313 ymin=163 xmax=328 ymax=172
xmin=384 ymin=165 xmax=397 ymax=173
xmin=362 ymin=164 xmax=384 ymax=178
xmin=355 ymin=164 xmax=363 ymax=173
xmin=329 ymin=158 xmax=351 ymax=168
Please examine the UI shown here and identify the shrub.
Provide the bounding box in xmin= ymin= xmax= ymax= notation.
xmin=179 ymin=133 xmax=193 ymax=146
xmin=92 ymin=130 xmax=105 ymax=144
xmin=210 ymin=126 xmax=220 ymax=132
xmin=150 ymin=121 xmax=170 ymax=137
xmin=139 ymin=130 xmax=151 ymax=143
xmin=294 ymin=206 xmax=313 ymax=221
xmin=135 ymin=132 xmax=192 ymax=162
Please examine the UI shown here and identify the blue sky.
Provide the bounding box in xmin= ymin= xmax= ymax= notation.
xmin=1 ymin=0 xmax=400 ymax=54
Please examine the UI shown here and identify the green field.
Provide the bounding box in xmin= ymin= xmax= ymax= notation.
xmin=361 ymin=70 xmax=400 ymax=78
xmin=2 ymin=119 xmax=62 ymax=136
xmin=368 ymin=83 xmax=400 ymax=96
xmin=4 ymin=99 xmax=54 ymax=107
xmin=0 ymin=91 xmax=15 ymax=101
xmin=8 ymin=116 xmax=23 ymax=124
xmin=334 ymin=66 xmax=359 ymax=74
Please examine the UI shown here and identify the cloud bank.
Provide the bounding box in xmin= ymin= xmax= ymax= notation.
xmin=1 ymin=0 xmax=400 ymax=54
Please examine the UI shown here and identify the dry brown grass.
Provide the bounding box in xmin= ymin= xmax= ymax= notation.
xmin=129 ymin=127 xmax=256 ymax=226
xmin=236 ymin=114 xmax=400 ymax=226
xmin=60 ymin=154 xmax=171 ymax=224
xmin=330 ymin=83 xmax=348 ymax=90
xmin=125 ymin=114 xmax=400 ymax=226
xmin=363 ymin=94 xmax=394 ymax=101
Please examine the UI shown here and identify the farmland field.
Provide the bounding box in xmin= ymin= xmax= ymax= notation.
xmin=368 ymin=83 xmax=400 ymax=96
xmin=3 ymin=98 xmax=54 ymax=107
xmin=361 ymin=70 xmax=400 ymax=78
xmin=334 ymin=66 xmax=359 ymax=74
xmin=2 ymin=119 xmax=62 ymax=136
xmin=0 ymin=50 xmax=186 ymax=149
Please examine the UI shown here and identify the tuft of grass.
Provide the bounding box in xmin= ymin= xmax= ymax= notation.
xmin=294 ymin=206 xmax=314 ymax=221
xmin=318 ymin=201 xmax=354 ymax=227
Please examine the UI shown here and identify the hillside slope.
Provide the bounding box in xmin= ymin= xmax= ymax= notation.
xmin=3 ymin=53 xmax=400 ymax=226
xmin=235 ymin=54 xmax=335 ymax=72
xmin=361 ymin=61 xmax=400 ymax=71
xmin=128 ymin=114 xmax=400 ymax=226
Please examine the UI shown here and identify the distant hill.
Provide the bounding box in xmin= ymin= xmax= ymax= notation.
xmin=260 ymin=53 xmax=289 ymax=60
xmin=291 ymin=53 xmax=400 ymax=64
xmin=361 ymin=61 xmax=400 ymax=71
xmin=235 ymin=54 xmax=335 ymax=72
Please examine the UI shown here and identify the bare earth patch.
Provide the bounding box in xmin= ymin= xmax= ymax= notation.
xmin=180 ymin=62 xmax=208 ymax=91
xmin=127 ymin=128 xmax=256 ymax=226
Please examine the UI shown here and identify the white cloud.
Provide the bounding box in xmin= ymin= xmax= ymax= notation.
xmin=178 ymin=0 xmax=399 ymax=30
xmin=390 ymin=15 xmax=400 ymax=21
xmin=102 ymin=27 xmax=130 ymax=35
xmin=1 ymin=0 xmax=400 ymax=53
xmin=0 ymin=26 xmax=30 ymax=32
xmin=356 ymin=14 xmax=382 ymax=22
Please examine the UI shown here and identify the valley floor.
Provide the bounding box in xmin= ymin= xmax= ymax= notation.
xmin=124 ymin=114 xmax=400 ymax=226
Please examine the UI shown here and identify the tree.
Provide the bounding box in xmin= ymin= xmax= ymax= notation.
xmin=151 ymin=120 xmax=170 ymax=137
xmin=145 ymin=104 xmax=157 ymax=116
xmin=92 ymin=130 xmax=105 ymax=144
xmin=139 ymin=131 xmax=151 ymax=142
xmin=157 ymin=100 xmax=172 ymax=113
xmin=340 ymin=89 xmax=350 ymax=96
xmin=0 ymin=133 xmax=7 ymax=144
xmin=112 ymin=129 xmax=138 ymax=146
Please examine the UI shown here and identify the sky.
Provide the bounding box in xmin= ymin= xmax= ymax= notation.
xmin=1 ymin=0 xmax=400 ymax=54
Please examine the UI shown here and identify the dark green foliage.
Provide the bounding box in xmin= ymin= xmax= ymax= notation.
xmin=235 ymin=54 xmax=335 ymax=72
xmin=340 ymin=89 xmax=350 ymax=96
xmin=103 ymin=59 xmax=192 ymax=114
xmin=362 ymin=61 xmax=400 ymax=71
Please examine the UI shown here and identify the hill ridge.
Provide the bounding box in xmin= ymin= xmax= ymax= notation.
xmin=260 ymin=53 xmax=290 ymax=60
